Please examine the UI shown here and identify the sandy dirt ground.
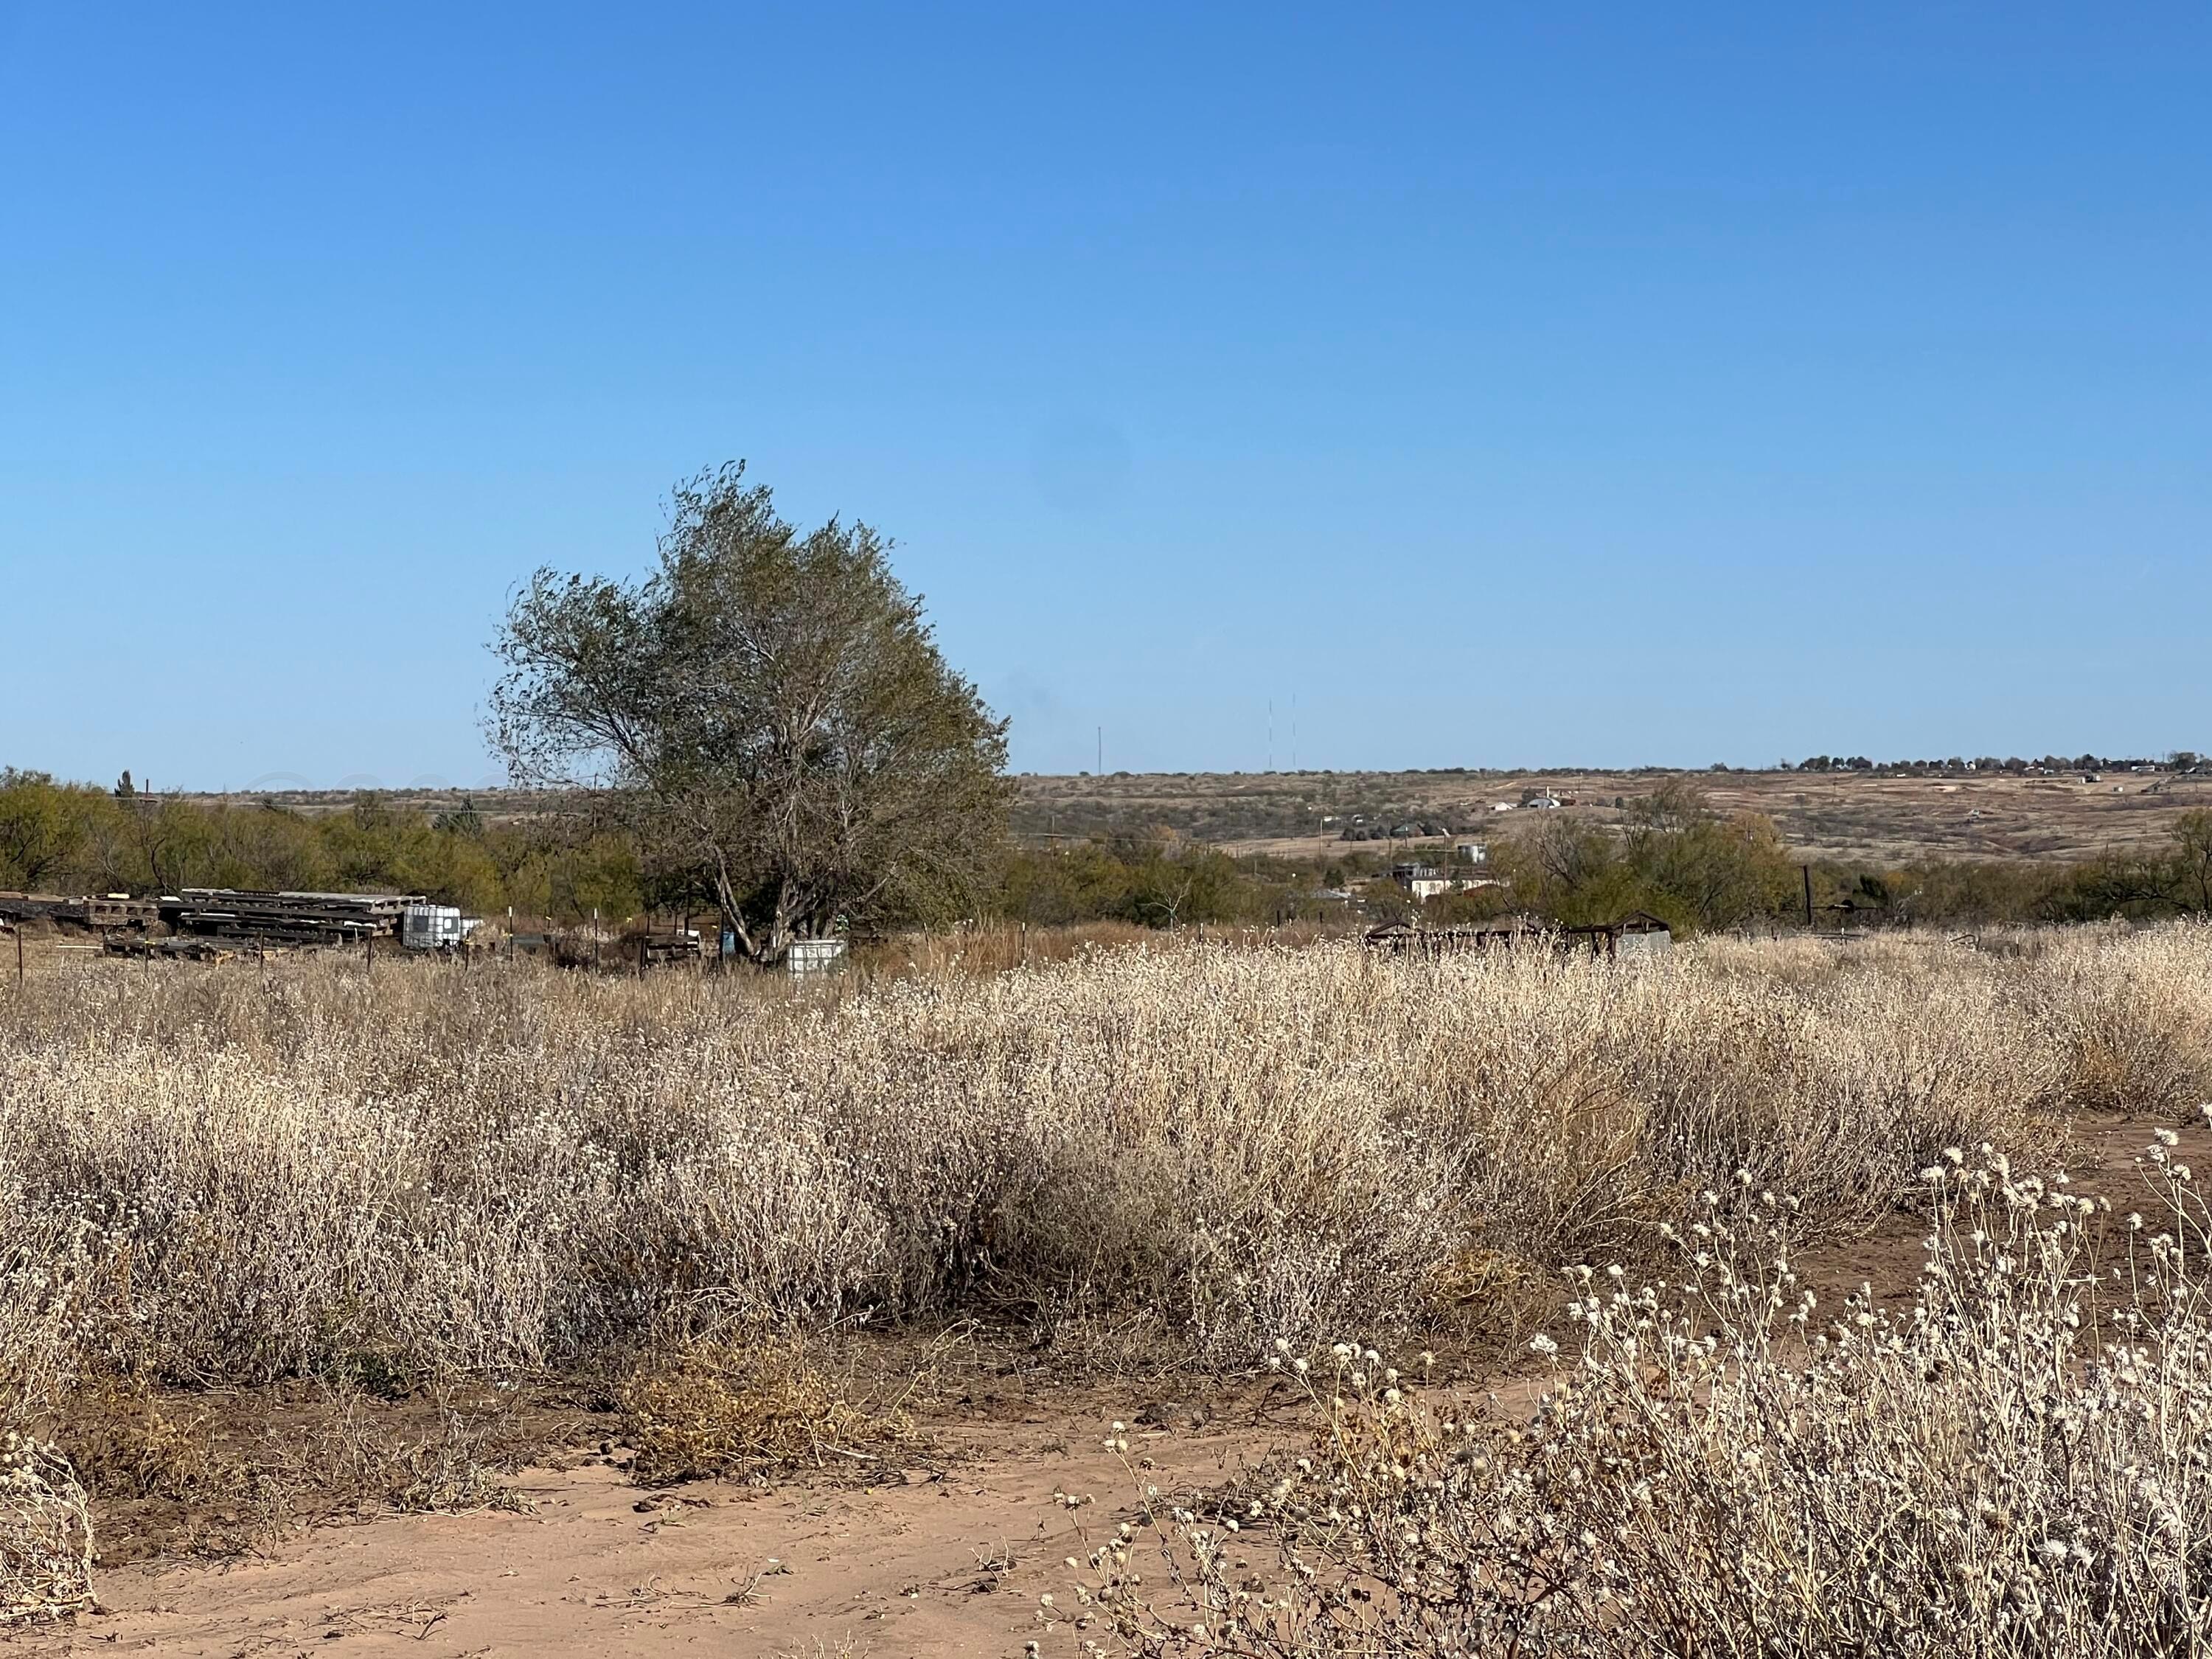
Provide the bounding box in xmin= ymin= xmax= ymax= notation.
xmin=18 ymin=1410 xmax=1262 ymax=1659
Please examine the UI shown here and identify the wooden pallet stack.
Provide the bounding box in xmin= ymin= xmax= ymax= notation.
xmin=0 ymin=892 xmax=158 ymax=929
xmin=0 ymin=891 xmax=70 ymax=925
xmin=164 ymin=889 xmax=423 ymax=947
xmin=82 ymin=895 xmax=160 ymax=929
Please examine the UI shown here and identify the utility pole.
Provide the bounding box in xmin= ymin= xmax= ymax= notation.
xmin=1096 ymin=726 xmax=1103 ymax=775
xmin=1268 ymin=700 xmax=1274 ymax=773
xmin=1801 ymin=864 xmax=1815 ymax=929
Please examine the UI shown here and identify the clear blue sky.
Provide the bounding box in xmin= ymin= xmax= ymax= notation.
xmin=2 ymin=4 xmax=2205 ymax=788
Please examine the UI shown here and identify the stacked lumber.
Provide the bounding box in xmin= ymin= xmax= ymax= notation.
xmin=164 ymin=889 xmax=422 ymax=946
xmin=0 ymin=891 xmax=70 ymax=924
xmin=0 ymin=892 xmax=157 ymax=930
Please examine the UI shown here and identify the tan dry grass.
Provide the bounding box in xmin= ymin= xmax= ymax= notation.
xmin=1 ymin=926 xmax=2205 ymax=1393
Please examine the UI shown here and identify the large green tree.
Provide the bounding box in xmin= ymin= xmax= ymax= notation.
xmin=489 ymin=463 xmax=1012 ymax=963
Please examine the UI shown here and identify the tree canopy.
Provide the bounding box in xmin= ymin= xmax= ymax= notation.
xmin=489 ymin=463 xmax=1012 ymax=962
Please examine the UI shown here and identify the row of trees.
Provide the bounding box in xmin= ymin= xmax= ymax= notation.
xmin=0 ymin=769 xmax=1340 ymax=937
xmin=1790 ymin=753 xmax=2198 ymax=774
xmin=0 ymin=773 xmax=647 ymax=922
xmin=9 ymin=767 xmax=2209 ymax=944
xmin=1428 ymin=781 xmax=1799 ymax=933
xmin=998 ymin=835 xmax=1335 ymax=929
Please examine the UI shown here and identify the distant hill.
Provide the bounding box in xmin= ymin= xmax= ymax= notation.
xmin=1007 ymin=766 xmax=2211 ymax=866
xmin=181 ymin=764 xmax=2211 ymax=868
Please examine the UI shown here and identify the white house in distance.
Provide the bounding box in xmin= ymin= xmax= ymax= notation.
xmin=1392 ymin=862 xmax=1503 ymax=900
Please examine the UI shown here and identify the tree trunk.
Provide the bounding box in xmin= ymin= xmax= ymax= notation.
xmin=765 ymin=879 xmax=796 ymax=966
xmin=709 ymin=862 xmax=761 ymax=966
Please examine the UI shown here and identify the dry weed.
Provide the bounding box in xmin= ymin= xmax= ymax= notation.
xmin=52 ymin=1376 xmax=226 ymax=1505
xmin=1070 ymin=1114 xmax=2212 ymax=1657
xmin=293 ymin=1388 xmax=532 ymax=1517
xmin=0 ymin=1433 xmax=94 ymax=1627
xmin=2 ymin=926 xmax=2203 ymax=1402
xmin=1 ymin=921 xmax=2208 ymax=1622
xmin=44 ymin=1371 xmax=528 ymax=1567
xmin=620 ymin=1323 xmax=911 ymax=1485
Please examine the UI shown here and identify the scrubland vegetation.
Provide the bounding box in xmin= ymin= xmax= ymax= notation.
xmin=4 ymin=921 xmax=2212 ymax=1634
xmin=10 ymin=765 xmax=2212 ymax=948
xmin=1088 ymin=1132 xmax=2212 ymax=1656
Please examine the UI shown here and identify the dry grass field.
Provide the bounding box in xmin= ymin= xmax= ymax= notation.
xmin=4 ymin=924 xmax=2211 ymax=1653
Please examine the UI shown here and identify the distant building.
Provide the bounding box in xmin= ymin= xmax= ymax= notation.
xmin=1392 ymin=863 xmax=1450 ymax=899
xmin=1392 ymin=863 xmax=1500 ymax=901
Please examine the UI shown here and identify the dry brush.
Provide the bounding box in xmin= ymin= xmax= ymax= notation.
xmin=3 ymin=920 xmax=2211 ymax=1621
